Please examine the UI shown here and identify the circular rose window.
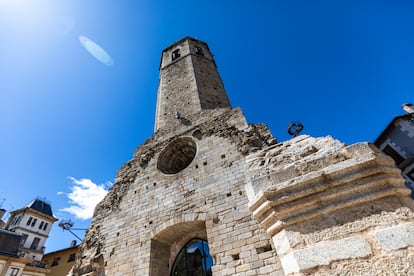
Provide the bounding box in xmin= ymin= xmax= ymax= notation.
xmin=157 ymin=137 xmax=197 ymax=174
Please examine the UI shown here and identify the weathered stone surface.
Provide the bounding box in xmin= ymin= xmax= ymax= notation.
xmin=72 ymin=101 xmax=280 ymax=276
xmin=374 ymin=222 xmax=414 ymax=251
xmin=280 ymin=236 xmax=372 ymax=274
xmin=317 ymin=252 xmax=414 ymax=276
xmin=272 ymin=230 xmax=303 ymax=255
xmin=155 ymin=37 xmax=231 ymax=132
xmin=247 ymin=137 xmax=410 ymax=236
xmin=247 ymin=134 xmax=414 ymax=275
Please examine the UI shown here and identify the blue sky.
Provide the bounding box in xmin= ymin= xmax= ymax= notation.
xmin=0 ymin=0 xmax=413 ymax=253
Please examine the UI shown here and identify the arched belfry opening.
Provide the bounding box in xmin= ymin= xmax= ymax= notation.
xmin=149 ymin=221 xmax=210 ymax=276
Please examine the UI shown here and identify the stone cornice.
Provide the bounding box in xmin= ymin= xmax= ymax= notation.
xmin=247 ymin=138 xmax=411 ymax=237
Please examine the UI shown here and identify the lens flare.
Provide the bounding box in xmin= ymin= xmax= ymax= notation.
xmin=79 ymin=35 xmax=114 ymax=66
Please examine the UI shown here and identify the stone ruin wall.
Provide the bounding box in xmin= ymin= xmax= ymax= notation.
xmin=72 ymin=108 xmax=284 ymax=276
xmin=247 ymin=135 xmax=414 ymax=275
xmin=72 ymin=107 xmax=414 ymax=275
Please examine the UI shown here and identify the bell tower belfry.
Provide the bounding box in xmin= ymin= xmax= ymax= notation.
xmin=154 ymin=37 xmax=231 ymax=132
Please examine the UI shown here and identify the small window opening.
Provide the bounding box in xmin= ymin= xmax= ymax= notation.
xmin=256 ymin=244 xmax=273 ymax=254
xmin=192 ymin=129 xmax=202 ymax=140
xmin=52 ymin=257 xmax=61 ymax=266
xmin=30 ymin=237 xmax=40 ymax=250
xmin=8 ymin=268 xmax=20 ymax=276
xmin=232 ymin=254 xmax=239 ymax=260
xmin=11 ymin=215 xmax=21 ymax=227
xmin=383 ymin=145 xmax=404 ymax=166
xmin=172 ymin=49 xmax=181 ymax=61
xmin=195 ymin=46 xmax=204 ymax=56
xmin=20 ymin=234 xmax=28 ymax=246
xmin=68 ymin=253 xmax=76 ymax=262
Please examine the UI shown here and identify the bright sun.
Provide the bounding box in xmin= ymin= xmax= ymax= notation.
xmin=0 ymin=0 xmax=75 ymax=38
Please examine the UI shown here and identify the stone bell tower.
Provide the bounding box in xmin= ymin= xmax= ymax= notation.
xmin=155 ymin=37 xmax=231 ymax=132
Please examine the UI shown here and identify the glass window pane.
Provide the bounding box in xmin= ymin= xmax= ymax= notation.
xmin=171 ymin=239 xmax=213 ymax=276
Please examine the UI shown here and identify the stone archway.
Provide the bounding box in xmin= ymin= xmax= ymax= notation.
xmin=149 ymin=218 xmax=208 ymax=276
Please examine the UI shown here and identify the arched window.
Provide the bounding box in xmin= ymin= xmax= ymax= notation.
xmin=172 ymin=49 xmax=181 ymax=61
xmin=194 ymin=46 xmax=204 ymax=56
xmin=171 ymin=239 xmax=213 ymax=276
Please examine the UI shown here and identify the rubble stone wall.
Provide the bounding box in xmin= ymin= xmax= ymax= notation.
xmin=72 ymin=108 xmax=283 ymax=276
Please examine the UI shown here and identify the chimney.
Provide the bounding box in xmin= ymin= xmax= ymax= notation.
xmin=402 ymin=103 xmax=414 ymax=113
xmin=70 ymin=240 xmax=77 ymax=247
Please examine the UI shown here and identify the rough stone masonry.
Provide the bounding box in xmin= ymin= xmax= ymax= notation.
xmin=71 ymin=37 xmax=414 ymax=276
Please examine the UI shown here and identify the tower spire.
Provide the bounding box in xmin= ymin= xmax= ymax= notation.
xmin=154 ymin=37 xmax=231 ymax=132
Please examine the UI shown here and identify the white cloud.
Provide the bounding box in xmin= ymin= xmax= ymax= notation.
xmin=59 ymin=177 xmax=111 ymax=220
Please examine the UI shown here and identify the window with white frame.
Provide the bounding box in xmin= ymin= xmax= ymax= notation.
xmin=6 ymin=267 xmax=20 ymax=276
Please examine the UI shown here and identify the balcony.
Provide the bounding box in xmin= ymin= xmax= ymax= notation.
xmin=27 ymin=260 xmax=48 ymax=268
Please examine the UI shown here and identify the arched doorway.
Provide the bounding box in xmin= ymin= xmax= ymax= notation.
xmin=171 ymin=239 xmax=213 ymax=276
